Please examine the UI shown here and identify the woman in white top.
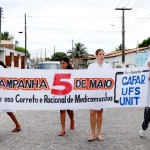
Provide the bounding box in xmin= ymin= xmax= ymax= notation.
xmin=88 ymin=49 xmax=112 ymax=142
xmin=0 ymin=61 xmax=21 ymax=132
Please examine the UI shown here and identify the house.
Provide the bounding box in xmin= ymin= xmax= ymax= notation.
xmin=70 ymin=58 xmax=87 ymax=69
xmin=1 ymin=40 xmax=15 ymax=49
xmin=85 ymin=47 xmax=150 ymax=68
xmin=0 ymin=40 xmax=25 ymax=69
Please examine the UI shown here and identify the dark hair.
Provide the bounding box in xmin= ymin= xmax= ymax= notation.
xmin=60 ymin=57 xmax=73 ymax=69
xmin=95 ymin=49 xmax=105 ymax=56
xmin=0 ymin=61 xmax=7 ymax=68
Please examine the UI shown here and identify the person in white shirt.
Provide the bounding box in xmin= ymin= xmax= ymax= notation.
xmin=0 ymin=61 xmax=21 ymax=132
xmin=139 ymin=54 xmax=150 ymax=137
xmin=88 ymin=49 xmax=112 ymax=142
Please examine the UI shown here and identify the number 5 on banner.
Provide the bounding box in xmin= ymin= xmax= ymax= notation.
xmin=51 ymin=74 xmax=72 ymax=95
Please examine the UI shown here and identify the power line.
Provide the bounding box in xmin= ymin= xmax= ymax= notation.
xmin=127 ymin=0 xmax=150 ymax=20
xmin=126 ymin=17 xmax=150 ymax=19
xmin=132 ymin=0 xmax=145 ymax=9
xmin=6 ymin=15 xmax=150 ymax=20
xmin=29 ymin=16 xmax=119 ymax=19
xmin=3 ymin=16 xmax=23 ymax=18
xmin=125 ymin=0 xmax=131 ymax=7
xmin=132 ymin=0 xmax=141 ymax=8
xmin=116 ymin=0 xmax=124 ymax=8
xmin=27 ymin=27 xmax=121 ymax=33
xmin=127 ymin=11 xmax=150 ymax=31
xmin=5 ymin=15 xmax=121 ymax=19
xmin=125 ymin=0 xmax=145 ymax=18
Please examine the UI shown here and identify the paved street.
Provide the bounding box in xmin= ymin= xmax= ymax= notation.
xmin=0 ymin=108 xmax=150 ymax=150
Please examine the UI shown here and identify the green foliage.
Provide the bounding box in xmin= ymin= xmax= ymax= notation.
xmin=116 ymin=65 xmax=122 ymax=68
xmin=45 ymin=57 xmax=51 ymax=61
xmin=73 ymin=42 xmax=88 ymax=58
xmin=1 ymin=31 xmax=31 ymax=59
xmin=0 ymin=32 xmax=14 ymax=40
xmin=15 ymin=46 xmax=31 ymax=59
xmin=115 ymin=44 xmax=122 ymax=51
xmin=51 ymin=52 xmax=67 ymax=61
xmin=86 ymin=62 xmax=93 ymax=68
xmin=138 ymin=37 xmax=150 ymax=48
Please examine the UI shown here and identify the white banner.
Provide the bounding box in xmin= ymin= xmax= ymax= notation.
xmin=0 ymin=67 xmax=149 ymax=110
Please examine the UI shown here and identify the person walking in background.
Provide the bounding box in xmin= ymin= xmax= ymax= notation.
xmin=58 ymin=57 xmax=75 ymax=136
xmin=88 ymin=49 xmax=112 ymax=142
xmin=139 ymin=54 xmax=150 ymax=137
xmin=0 ymin=61 xmax=21 ymax=132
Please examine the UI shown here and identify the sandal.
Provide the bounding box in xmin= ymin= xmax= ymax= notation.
xmin=11 ymin=128 xmax=21 ymax=132
xmin=97 ymin=135 xmax=103 ymax=141
xmin=70 ymin=120 xmax=75 ymax=130
xmin=58 ymin=131 xmax=65 ymax=136
xmin=88 ymin=136 xmax=96 ymax=142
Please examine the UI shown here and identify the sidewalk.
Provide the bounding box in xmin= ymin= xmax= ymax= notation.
xmin=0 ymin=108 xmax=150 ymax=150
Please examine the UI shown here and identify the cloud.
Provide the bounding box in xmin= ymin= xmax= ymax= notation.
xmin=1 ymin=0 xmax=150 ymax=58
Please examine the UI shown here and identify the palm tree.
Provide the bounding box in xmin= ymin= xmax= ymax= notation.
xmin=1 ymin=32 xmax=14 ymax=40
xmin=73 ymin=42 xmax=88 ymax=58
xmin=115 ymin=44 xmax=122 ymax=51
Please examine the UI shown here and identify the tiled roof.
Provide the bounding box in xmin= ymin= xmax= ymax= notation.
xmin=72 ymin=47 xmax=150 ymax=60
xmin=105 ymin=46 xmax=150 ymax=58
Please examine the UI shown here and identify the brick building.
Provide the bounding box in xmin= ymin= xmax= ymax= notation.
xmin=0 ymin=40 xmax=25 ymax=69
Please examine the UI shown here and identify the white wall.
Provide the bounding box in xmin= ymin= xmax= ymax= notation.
xmin=4 ymin=48 xmax=25 ymax=56
xmin=87 ymin=59 xmax=96 ymax=64
xmin=105 ymin=52 xmax=137 ymax=68
xmin=87 ymin=48 xmax=150 ymax=68
xmin=0 ymin=47 xmax=25 ymax=68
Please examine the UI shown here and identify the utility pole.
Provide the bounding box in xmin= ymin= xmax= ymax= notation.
xmin=0 ymin=7 xmax=2 ymax=48
xmin=40 ymin=48 xmax=42 ymax=61
xmin=54 ymin=45 xmax=55 ymax=61
xmin=115 ymin=7 xmax=132 ymax=64
xmin=45 ymin=48 xmax=46 ymax=61
xmin=25 ymin=13 xmax=27 ymax=68
xmin=72 ymin=39 xmax=74 ymax=65
xmin=37 ymin=52 xmax=38 ymax=61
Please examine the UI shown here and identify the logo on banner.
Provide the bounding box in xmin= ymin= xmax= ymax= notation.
xmin=114 ymin=69 xmax=149 ymax=106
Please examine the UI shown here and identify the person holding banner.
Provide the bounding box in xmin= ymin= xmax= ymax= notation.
xmin=0 ymin=61 xmax=21 ymax=132
xmin=88 ymin=49 xmax=112 ymax=142
xmin=58 ymin=57 xmax=75 ymax=136
xmin=139 ymin=54 xmax=150 ymax=137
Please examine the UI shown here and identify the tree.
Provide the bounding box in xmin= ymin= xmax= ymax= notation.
xmin=51 ymin=52 xmax=67 ymax=61
xmin=115 ymin=44 xmax=122 ymax=51
xmin=15 ymin=40 xmax=19 ymax=47
xmin=0 ymin=31 xmax=31 ymax=59
xmin=15 ymin=46 xmax=31 ymax=59
xmin=73 ymin=42 xmax=88 ymax=58
xmin=138 ymin=37 xmax=150 ymax=48
xmin=46 ymin=57 xmax=51 ymax=61
xmin=0 ymin=32 xmax=14 ymax=40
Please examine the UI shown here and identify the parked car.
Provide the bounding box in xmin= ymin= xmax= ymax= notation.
xmin=37 ymin=61 xmax=60 ymax=69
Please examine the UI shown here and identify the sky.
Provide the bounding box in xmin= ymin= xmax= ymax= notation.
xmin=1 ymin=0 xmax=150 ymax=58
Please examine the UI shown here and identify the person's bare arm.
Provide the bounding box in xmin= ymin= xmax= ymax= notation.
xmin=148 ymin=62 xmax=150 ymax=80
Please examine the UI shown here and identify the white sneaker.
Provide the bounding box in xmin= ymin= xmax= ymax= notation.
xmin=139 ymin=128 xmax=145 ymax=137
